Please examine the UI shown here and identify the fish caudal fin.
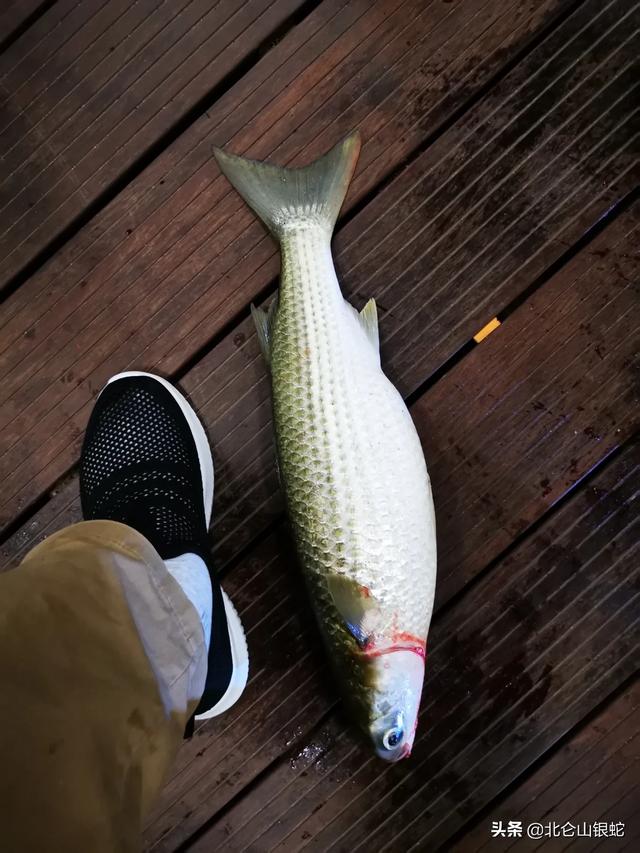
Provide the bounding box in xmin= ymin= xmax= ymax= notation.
xmin=212 ymin=132 xmax=361 ymax=239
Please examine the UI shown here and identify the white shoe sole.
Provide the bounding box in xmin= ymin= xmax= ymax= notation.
xmin=104 ymin=371 xmax=249 ymax=717
xmin=196 ymin=588 xmax=250 ymax=719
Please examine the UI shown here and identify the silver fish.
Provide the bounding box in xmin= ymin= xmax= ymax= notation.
xmin=214 ymin=132 xmax=437 ymax=761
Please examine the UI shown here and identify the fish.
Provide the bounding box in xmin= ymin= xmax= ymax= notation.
xmin=213 ymin=132 xmax=437 ymax=761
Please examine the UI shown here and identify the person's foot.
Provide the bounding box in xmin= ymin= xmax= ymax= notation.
xmin=80 ymin=371 xmax=248 ymax=719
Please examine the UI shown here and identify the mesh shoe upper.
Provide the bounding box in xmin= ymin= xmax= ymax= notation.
xmin=81 ymin=374 xmax=235 ymax=720
xmin=80 ymin=377 xmax=209 ymax=560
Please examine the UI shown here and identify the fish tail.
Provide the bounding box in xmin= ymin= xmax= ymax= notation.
xmin=212 ymin=131 xmax=361 ymax=239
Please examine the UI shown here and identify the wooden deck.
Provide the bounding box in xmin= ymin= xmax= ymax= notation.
xmin=0 ymin=0 xmax=638 ymax=849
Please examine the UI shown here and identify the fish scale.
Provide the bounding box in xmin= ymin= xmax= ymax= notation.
xmin=214 ymin=132 xmax=436 ymax=760
xmin=274 ymin=227 xmax=427 ymax=626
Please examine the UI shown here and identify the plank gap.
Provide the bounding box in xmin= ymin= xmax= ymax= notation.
xmin=0 ymin=0 xmax=57 ymax=57
xmin=1 ymin=179 xmax=634 ymax=554
xmin=332 ymin=0 xmax=592 ymax=239
xmin=495 ymin=184 xmax=640 ymax=324
xmin=175 ymin=703 xmax=338 ymax=853
xmin=445 ymin=671 xmax=639 ymax=850
xmin=433 ymin=435 xmax=633 ymax=629
xmin=62 ymin=0 xmax=594 ymax=389
xmin=0 ymin=0 xmax=324 ymax=305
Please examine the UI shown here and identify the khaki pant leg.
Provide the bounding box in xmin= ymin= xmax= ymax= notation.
xmin=0 ymin=520 xmax=207 ymax=853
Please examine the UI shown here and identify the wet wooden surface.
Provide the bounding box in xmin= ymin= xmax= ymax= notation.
xmin=0 ymin=1 xmax=638 ymax=850
xmin=453 ymin=678 xmax=640 ymax=852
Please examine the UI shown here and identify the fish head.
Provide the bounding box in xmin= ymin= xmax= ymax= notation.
xmin=367 ymin=647 xmax=424 ymax=762
xmin=325 ymin=573 xmax=425 ymax=761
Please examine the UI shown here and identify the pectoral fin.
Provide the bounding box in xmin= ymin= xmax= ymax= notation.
xmin=327 ymin=574 xmax=383 ymax=647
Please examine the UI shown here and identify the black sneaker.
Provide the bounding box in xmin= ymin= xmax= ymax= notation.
xmin=80 ymin=371 xmax=249 ymax=719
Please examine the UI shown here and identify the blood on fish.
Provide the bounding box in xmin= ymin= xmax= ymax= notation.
xmin=360 ymin=633 xmax=426 ymax=661
xmin=392 ymin=631 xmax=426 ymax=649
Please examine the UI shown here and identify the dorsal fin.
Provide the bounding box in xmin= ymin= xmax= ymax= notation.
xmin=358 ymin=298 xmax=379 ymax=359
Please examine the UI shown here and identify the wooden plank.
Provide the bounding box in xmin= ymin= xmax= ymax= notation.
xmin=133 ymin=203 xmax=640 ymax=849
xmin=4 ymin=0 xmax=631 ymax=560
xmin=5 ymin=195 xmax=638 ymax=849
xmin=0 ymin=0 xmax=594 ymax=529
xmin=0 ymin=0 xmax=309 ymax=286
xmin=452 ymin=679 xmax=640 ymax=851
xmin=2 ymin=58 xmax=638 ymax=571
xmin=0 ymin=0 xmax=49 ymax=52
xmin=187 ymin=442 xmax=639 ymax=853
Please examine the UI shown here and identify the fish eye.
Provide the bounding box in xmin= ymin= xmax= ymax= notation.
xmin=382 ymin=727 xmax=404 ymax=750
